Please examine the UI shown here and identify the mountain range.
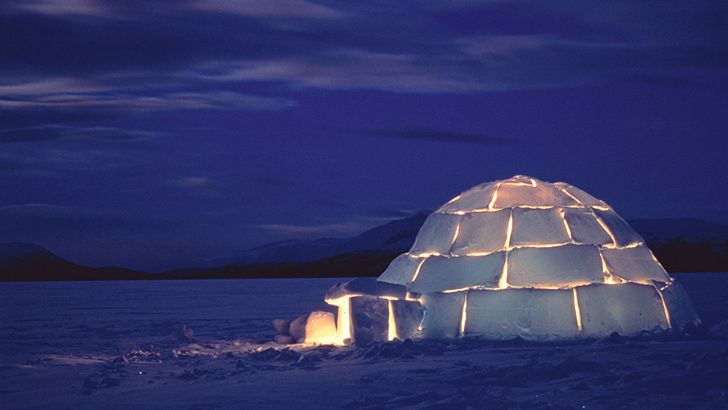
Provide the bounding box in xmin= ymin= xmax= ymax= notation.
xmin=204 ymin=212 xmax=428 ymax=267
xmin=2 ymin=214 xmax=727 ymax=281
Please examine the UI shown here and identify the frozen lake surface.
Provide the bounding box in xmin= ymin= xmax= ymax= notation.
xmin=1 ymin=273 xmax=727 ymax=409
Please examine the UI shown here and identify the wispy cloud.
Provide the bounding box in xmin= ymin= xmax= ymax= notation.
xmin=190 ymin=0 xmax=347 ymax=20
xmin=0 ymin=82 xmax=297 ymax=112
xmin=3 ymin=2 xmax=724 ymax=97
xmin=356 ymin=128 xmax=509 ymax=145
xmin=171 ymin=176 xmax=225 ymax=197
xmin=190 ymin=49 xmax=489 ymax=93
xmin=0 ymin=78 xmax=106 ymax=96
xmin=175 ymin=176 xmax=212 ymax=189
xmin=7 ymin=0 xmax=347 ymax=20
xmin=457 ymin=35 xmax=548 ymax=58
xmin=9 ymin=0 xmax=109 ymax=17
xmin=0 ymin=125 xmax=162 ymax=144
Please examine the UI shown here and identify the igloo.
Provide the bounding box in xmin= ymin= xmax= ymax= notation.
xmin=320 ymin=175 xmax=700 ymax=344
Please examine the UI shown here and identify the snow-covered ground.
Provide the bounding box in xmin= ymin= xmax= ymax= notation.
xmin=1 ymin=273 xmax=727 ymax=409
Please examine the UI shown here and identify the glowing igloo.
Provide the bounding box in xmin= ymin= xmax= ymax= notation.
xmin=324 ymin=175 xmax=700 ymax=344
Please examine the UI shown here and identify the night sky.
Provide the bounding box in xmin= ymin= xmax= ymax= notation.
xmin=1 ymin=1 xmax=726 ymax=271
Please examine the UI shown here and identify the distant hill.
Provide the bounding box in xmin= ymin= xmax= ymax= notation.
xmin=0 ymin=242 xmax=149 ymax=281
xmin=2 ymin=215 xmax=727 ymax=281
xmin=168 ymin=251 xmax=402 ymax=280
xmin=629 ymin=218 xmax=728 ymax=243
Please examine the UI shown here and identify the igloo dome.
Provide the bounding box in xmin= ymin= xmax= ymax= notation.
xmin=323 ymin=175 xmax=700 ymax=344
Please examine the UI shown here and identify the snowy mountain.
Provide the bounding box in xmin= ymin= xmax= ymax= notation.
xmin=207 ymin=212 xmax=428 ymax=267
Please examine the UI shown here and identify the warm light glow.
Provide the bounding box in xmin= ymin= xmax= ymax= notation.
xmin=459 ymin=292 xmax=468 ymax=337
xmin=410 ymin=258 xmax=427 ymax=282
xmin=442 ymin=287 xmax=473 ymax=293
xmin=414 ymin=242 xmax=647 ymax=260
xmin=592 ymin=205 xmax=610 ymax=211
xmin=413 ymin=241 xmax=646 ymax=260
xmin=488 ymin=182 xmax=501 ymax=210
xmin=463 ymin=207 xmax=492 ymax=213
xmin=517 ymin=205 xmax=573 ymax=209
xmin=440 ymin=204 xmax=589 ymax=215
xmin=656 ymin=286 xmax=672 ymax=329
xmin=387 ymin=300 xmax=398 ymax=341
xmin=599 ymin=250 xmax=619 ymax=284
xmin=304 ymin=312 xmax=338 ymax=345
xmin=463 ymin=251 xmax=497 ymax=257
xmin=450 ymin=222 xmax=461 ymax=249
xmin=445 ymin=194 xmax=461 ymax=205
xmin=508 ymin=242 xmax=575 ymax=249
xmin=600 ymin=251 xmax=609 ymax=274
xmin=593 ymin=212 xmax=618 ymax=248
xmin=560 ymin=208 xmax=574 ymax=242
xmin=498 ymin=254 xmax=509 ymax=289
xmin=504 ymin=210 xmax=513 ymax=250
xmin=337 ymin=303 xmax=350 ymax=344
xmin=530 ymin=178 xmax=537 ymax=187
xmin=324 ymin=295 xmax=354 ymax=345
xmin=505 ymin=182 xmax=532 ymax=186
xmin=434 ymin=279 xmax=680 ymax=295
xmin=572 ymin=288 xmax=583 ymax=334
xmin=557 ymin=186 xmax=584 ymax=206
xmin=603 ymin=273 xmax=620 ymax=284
xmin=414 ymin=252 xmax=442 ymax=258
xmin=404 ymin=291 xmax=421 ymax=302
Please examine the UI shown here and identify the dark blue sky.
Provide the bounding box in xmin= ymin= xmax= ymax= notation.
xmin=1 ymin=0 xmax=726 ymax=271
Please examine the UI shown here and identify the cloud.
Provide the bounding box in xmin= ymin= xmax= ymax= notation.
xmin=356 ymin=128 xmax=509 ymax=145
xmin=189 ymin=50 xmax=490 ymax=93
xmin=7 ymin=0 xmax=347 ymax=21
xmin=0 ymin=8 xmax=313 ymax=75
xmin=0 ymin=125 xmax=162 ymax=144
xmin=190 ymin=0 xmax=346 ymax=20
xmin=2 ymin=1 xmax=725 ymax=96
xmin=0 ymin=77 xmax=297 ymax=141
xmin=9 ymin=0 xmax=109 ymax=17
xmin=0 ymin=82 xmax=297 ymax=112
xmin=457 ymin=35 xmax=548 ymax=57
xmin=175 ymin=176 xmax=212 ymax=189
xmin=171 ymin=176 xmax=225 ymax=197
xmin=190 ymin=36 xmax=728 ymax=94
xmin=0 ymin=78 xmax=106 ymax=96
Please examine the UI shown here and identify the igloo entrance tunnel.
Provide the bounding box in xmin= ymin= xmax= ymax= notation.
xmin=297 ymin=176 xmax=700 ymax=345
